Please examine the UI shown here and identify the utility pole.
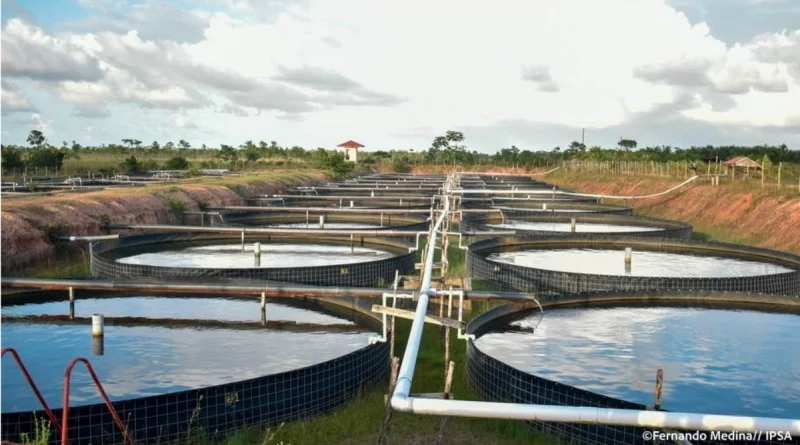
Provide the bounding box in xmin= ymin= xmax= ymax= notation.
xmin=581 ymin=128 xmax=585 ymax=146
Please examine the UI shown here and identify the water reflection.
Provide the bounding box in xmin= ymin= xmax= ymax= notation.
xmin=488 ymin=248 xmax=793 ymax=277
xmin=1 ymin=298 xmax=371 ymax=412
xmin=476 ymin=306 xmax=800 ymax=417
xmin=117 ymin=243 xmax=393 ymax=268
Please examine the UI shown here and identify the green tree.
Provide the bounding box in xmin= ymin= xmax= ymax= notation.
xmin=178 ymin=139 xmax=191 ymax=149
xmin=121 ymin=156 xmax=144 ymax=174
xmin=27 ymin=148 xmax=66 ymax=169
xmin=1 ymin=147 xmax=25 ymax=170
xmin=27 ymin=130 xmax=45 ymax=148
xmin=314 ymin=149 xmax=354 ymax=179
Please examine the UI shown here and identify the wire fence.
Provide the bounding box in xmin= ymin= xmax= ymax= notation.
xmin=466 ymin=236 xmax=800 ymax=296
xmin=561 ymin=159 xmax=800 ymax=193
xmin=465 ymin=294 xmax=800 ymax=445
xmin=90 ymin=233 xmax=416 ymax=287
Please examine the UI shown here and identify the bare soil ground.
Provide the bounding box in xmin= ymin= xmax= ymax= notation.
xmin=546 ymin=171 xmax=800 ymax=254
xmin=0 ymin=172 xmax=322 ymax=272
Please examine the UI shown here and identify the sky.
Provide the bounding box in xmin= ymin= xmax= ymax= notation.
xmin=1 ymin=0 xmax=799 ymax=152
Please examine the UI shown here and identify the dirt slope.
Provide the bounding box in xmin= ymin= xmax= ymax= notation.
xmin=1 ymin=173 xmax=322 ymax=271
xmin=547 ymin=172 xmax=800 ymax=254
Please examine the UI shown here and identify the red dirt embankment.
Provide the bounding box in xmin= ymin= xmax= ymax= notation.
xmin=0 ymin=173 xmax=322 ymax=272
xmin=547 ymin=172 xmax=800 ymax=254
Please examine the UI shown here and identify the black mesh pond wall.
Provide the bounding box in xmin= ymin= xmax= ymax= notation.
xmin=1 ymin=294 xmax=391 ymax=445
xmin=212 ymin=211 xmax=429 ymax=234
xmin=287 ymin=188 xmax=440 ymax=197
xmin=465 ymin=292 xmax=800 ymax=445
xmin=460 ymin=196 xmax=602 ymax=209
xmin=460 ymin=213 xmax=692 ymax=240
xmin=466 ymin=236 xmax=800 ymax=295
xmin=248 ymin=196 xmax=433 ymax=209
xmin=90 ymin=233 xmax=415 ymax=287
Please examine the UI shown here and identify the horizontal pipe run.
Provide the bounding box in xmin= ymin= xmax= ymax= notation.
xmin=58 ymin=235 xmax=120 ymax=241
xmin=388 ymin=397 xmax=800 ymax=434
xmin=0 ymin=278 xmax=541 ymax=301
xmin=106 ymin=223 xmax=427 ymax=237
xmin=209 ymin=206 xmax=501 ymax=215
xmin=1 ymin=315 xmax=364 ymax=333
xmin=305 ymin=186 xmax=444 ymax=191
xmin=267 ymin=194 xmax=435 ymax=200
xmin=208 ymin=206 xmax=435 ymax=214
xmin=104 ymin=223 xmax=511 ymax=238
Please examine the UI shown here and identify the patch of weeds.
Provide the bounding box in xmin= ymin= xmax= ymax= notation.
xmin=20 ymin=415 xmax=52 ymax=445
xmin=44 ymin=222 xmax=64 ymax=243
xmin=691 ymin=231 xmax=712 ymax=242
xmin=167 ymin=185 xmax=181 ymax=193
xmin=186 ymin=395 xmax=207 ymax=445
xmin=97 ymin=211 xmax=111 ymax=225
xmin=166 ymin=197 xmax=186 ymax=214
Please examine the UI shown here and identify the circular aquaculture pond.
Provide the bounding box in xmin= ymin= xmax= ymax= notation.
xmin=486 ymin=248 xmax=792 ymax=277
xmin=474 ymin=303 xmax=800 ymax=417
xmin=116 ymin=242 xmax=393 ymax=268
xmin=1 ymin=295 xmax=375 ymax=413
xmin=466 ymin=237 xmax=800 ymax=294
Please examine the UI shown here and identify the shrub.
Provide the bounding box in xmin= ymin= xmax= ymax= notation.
xmin=165 ymin=156 xmax=190 ymax=170
xmin=391 ymin=159 xmax=411 ymax=173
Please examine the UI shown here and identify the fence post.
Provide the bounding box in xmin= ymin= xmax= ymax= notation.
xmin=778 ymin=162 xmax=782 ymax=189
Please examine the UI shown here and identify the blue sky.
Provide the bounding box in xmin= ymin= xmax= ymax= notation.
xmin=2 ymin=0 xmax=799 ymax=151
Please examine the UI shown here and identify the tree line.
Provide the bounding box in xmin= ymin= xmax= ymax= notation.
xmin=1 ymin=129 xmax=798 ymax=176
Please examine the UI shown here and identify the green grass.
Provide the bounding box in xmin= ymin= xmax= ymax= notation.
xmin=24 ymin=255 xmax=91 ymax=278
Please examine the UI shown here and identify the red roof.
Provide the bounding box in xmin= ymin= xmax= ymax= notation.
xmin=337 ymin=140 xmax=364 ymax=148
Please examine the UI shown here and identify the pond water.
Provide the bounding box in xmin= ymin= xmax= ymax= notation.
xmin=1 ymin=296 xmax=373 ymax=412
xmin=487 ymin=248 xmax=794 ymax=277
xmin=116 ymin=243 xmax=394 ymax=268
xmin=475 ymin=305 xmax=800 ymax=417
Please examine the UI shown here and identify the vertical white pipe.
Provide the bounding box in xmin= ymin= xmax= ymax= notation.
xmin=92 ymin=314 xmax=104 ymax=337
xmin=570 ymin=218 xmax=576 ymax=233
xmin=319 ymin=215 xmax=325 ymax=228
xmin=625 ymin=247 xmax=632 ymax=264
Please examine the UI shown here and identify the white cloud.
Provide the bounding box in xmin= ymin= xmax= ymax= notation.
xmin=1 ymin=19 xmax=103 ymax=81
xmin=0 ymin=0 xmax=798 ymax=149
xmin=1 ymin=80 xmax=36 ymax=115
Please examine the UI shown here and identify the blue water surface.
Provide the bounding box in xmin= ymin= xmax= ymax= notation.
xmin=475 ymin=306 xmax=800 ymax=418
xmin=1 ymin=297 xmax=372 ymax=413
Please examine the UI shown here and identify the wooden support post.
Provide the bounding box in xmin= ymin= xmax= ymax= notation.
xmin=435 ymin=361 xmax=456 ymax=445
xmin=378 ymin=357 xmax=401 ymax=445
xmin=655 ymin=368 xmax=664 ymax=410
xmin=778 ymin=162 xmax=782 ymax=189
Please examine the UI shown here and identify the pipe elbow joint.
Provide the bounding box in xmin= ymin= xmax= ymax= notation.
xmin=390 ymin=394 xmax=413 ymax=413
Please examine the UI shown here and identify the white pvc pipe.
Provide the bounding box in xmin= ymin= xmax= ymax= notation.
xmin=394 ymin=180 xmax=453 ymax=399
xmin=92 ymin=314 xmax=104 ymax=336
xmin=389 ymin=398 xmax=800 ymax=434
xmin=390 ymin=173 xmax=800 ymax=435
